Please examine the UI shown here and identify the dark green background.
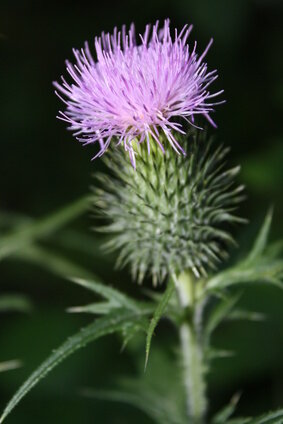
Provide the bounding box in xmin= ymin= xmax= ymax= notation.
xmin=0 ymin=0 xmax=283 ymax=422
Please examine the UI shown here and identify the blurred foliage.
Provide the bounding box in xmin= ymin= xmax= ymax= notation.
xmin=1 ymin=0 xmax=283 ymax=423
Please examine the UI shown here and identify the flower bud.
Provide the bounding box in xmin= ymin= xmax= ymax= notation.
xmin=93 ymin=132 xmax=244 ymax=285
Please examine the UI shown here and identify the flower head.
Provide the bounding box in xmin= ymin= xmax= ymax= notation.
xmin=55 ymin=19 xmax=223 ymax=166
xmin=94 ymin=131 xmax=244 ymax=285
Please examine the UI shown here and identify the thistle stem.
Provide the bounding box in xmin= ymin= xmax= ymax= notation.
xmin=173 ymin=272 xmax=207 ymax=424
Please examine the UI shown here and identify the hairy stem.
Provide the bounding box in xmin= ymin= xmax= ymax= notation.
xmin=173 ymin=272 xmax=207 ymax=424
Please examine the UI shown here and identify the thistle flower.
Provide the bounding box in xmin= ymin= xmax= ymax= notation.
xmin=93 ymin=132 xmax=245 ymax=285
xmin=54 ymin=20 xmax=223 ymax=167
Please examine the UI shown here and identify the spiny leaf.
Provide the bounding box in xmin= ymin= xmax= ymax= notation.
xmin=212 ymin=392 xmax=241 ymax=424
xmin=246 ymin=409 xmax=283 ymax=424
xmin=81 ymin=387 xmax=185 ymax=424
xmin=120 ymin=320 xmax=148 ymax=352
xmin=246 ymin=208 xmax=273 ymax=263
xmin=0 ymin=208 xmax=108 ymax=262
xmin=82 ymin=348 xmax=187 ymax=424
xmin=0 ymin=196 xmax=91 ymax=261
xmin=205 ymin=211 xmax=283 ymax=292
xmin=0 ymin=308 xmax=143 ymax=423
xmin=67 ymin=284 xmax=154 ymax=317
xmin=227 ymin=409 xmax=283 ymax=424
xmin=71 ymin=277 xmax=140 ymax=312
xmin=0 ymin=295 xmax=32 ymax=313
xmin=206 ymin=260 xmax=283 ymax=291
xmin=145 ymin=279 xmax=175 ymax=369
xmin=204 ymin=292 xmax=241 ymax=342
xmin=81 ymin=388 xmax=166 ymax=423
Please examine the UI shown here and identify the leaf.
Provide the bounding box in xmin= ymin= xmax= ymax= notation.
xmin=145 ymin=279 xmax=175 ymax=369
xmin=81 ymin=388 xmax=167 ymax=424
xmin=204 ymin=293 xmax=241 ymax=342
xmin=120 ymin=320 xmax=148 ymax=352
xmin=10 ymin=246 xmax=128 ymax=313
xmin=0 ymin=196 xmax=90 ymax=261
xmin=15 ymin=248 xmax=153 ymax=318
xmin=246 ymin=208 xmax=273 ymax=263
xmin=0 ymin=295 xmax=32 ymax=313
xmin=0 ymin=209 xmax=108 ymax=262
xmin=0 ymin=361 xmax=22 ymax=373
xmin=82 ymin=347 xmax=187 ymax=424
xmin=227 ymin=410 xmax=283 ymax=424
xmin=71 ymin=277 xmax=141 ymax=312
xmin=206 ymin=211 xmax=283 ymax=292
xmin=212 ymin=392 xmax=241 ymax=424
xmin=81 ymin=386 xmax=185 ymax=424
xmin=0 ymin=308 xmax=144 ymax=423
xmin=206 ymin=259 xmax=283 ymax=291
xmin=82 ymin=388 xmax=168 ymax=424
xmin=246 ymin=409 xmax=283 ymax=424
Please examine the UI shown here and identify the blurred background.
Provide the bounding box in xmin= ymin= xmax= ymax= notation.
xmin=0 ymin=0 xmax=283 ymax=422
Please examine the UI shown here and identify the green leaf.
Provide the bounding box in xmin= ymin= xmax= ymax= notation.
xmin=206 ymin=259 xmax=283 ymax=291
xmin=71 ymin=277 xmax=140 ymax=312
xmin=82 ymin=388 xmax=168 ymax=424
xmin=0 ymin=209 xmax=108 ymax=262
xmin=0 ymin=196 xmax=90 ymax=261
xmin=246 ymin=208 xmax=273 ymax=263
xmin=212 ymin=392 xmax=241 ymax=424
xmin=227 ymin=410 xmax=283 ymax=424
xmin=120 ymin=320 xmax=148 ymax=351
xmin=81 ymin=386 xmax=185 ymax=424
xmin=246 ymin=409 xmax=283 ymax=424
xmin=0 ymin=308 xmax=143 ymax=423
xmin=15 ymin=249 xmax=153 ymax=319
xmin=0 ymin=295 xmax=32 ymax=313
xmin=0 ymin=361 xmax=22 ymax=373
xmin=205 ymin=211 xmax=283 ymax=292
xmin=82 ymin=347 xmax=187 ymax=424
xmin=204 ymin=293 xmax=241 ymax=342
xmin=145 ymin=279 xmax=175 ymax=369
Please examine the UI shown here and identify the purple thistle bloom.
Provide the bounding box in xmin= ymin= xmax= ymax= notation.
xmin=54 ymin=19 xmax=224 ymax=167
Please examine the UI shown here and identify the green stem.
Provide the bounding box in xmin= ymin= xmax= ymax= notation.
xmin=173 ymin=271 xmax=207 ymax=424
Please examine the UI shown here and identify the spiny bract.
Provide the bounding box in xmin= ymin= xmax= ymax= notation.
xmin=93 ymin=132 xmax=244 ymax=285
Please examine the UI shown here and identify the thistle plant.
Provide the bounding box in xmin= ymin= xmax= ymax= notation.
xmin=1 ymin=19 xmax=283 ymax=424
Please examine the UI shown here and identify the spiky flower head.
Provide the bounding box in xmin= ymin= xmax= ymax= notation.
xmin=93 ymin=132 xmax=244 ymax=285
xmin=54 ymin=19 xmax=223 ymax=167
